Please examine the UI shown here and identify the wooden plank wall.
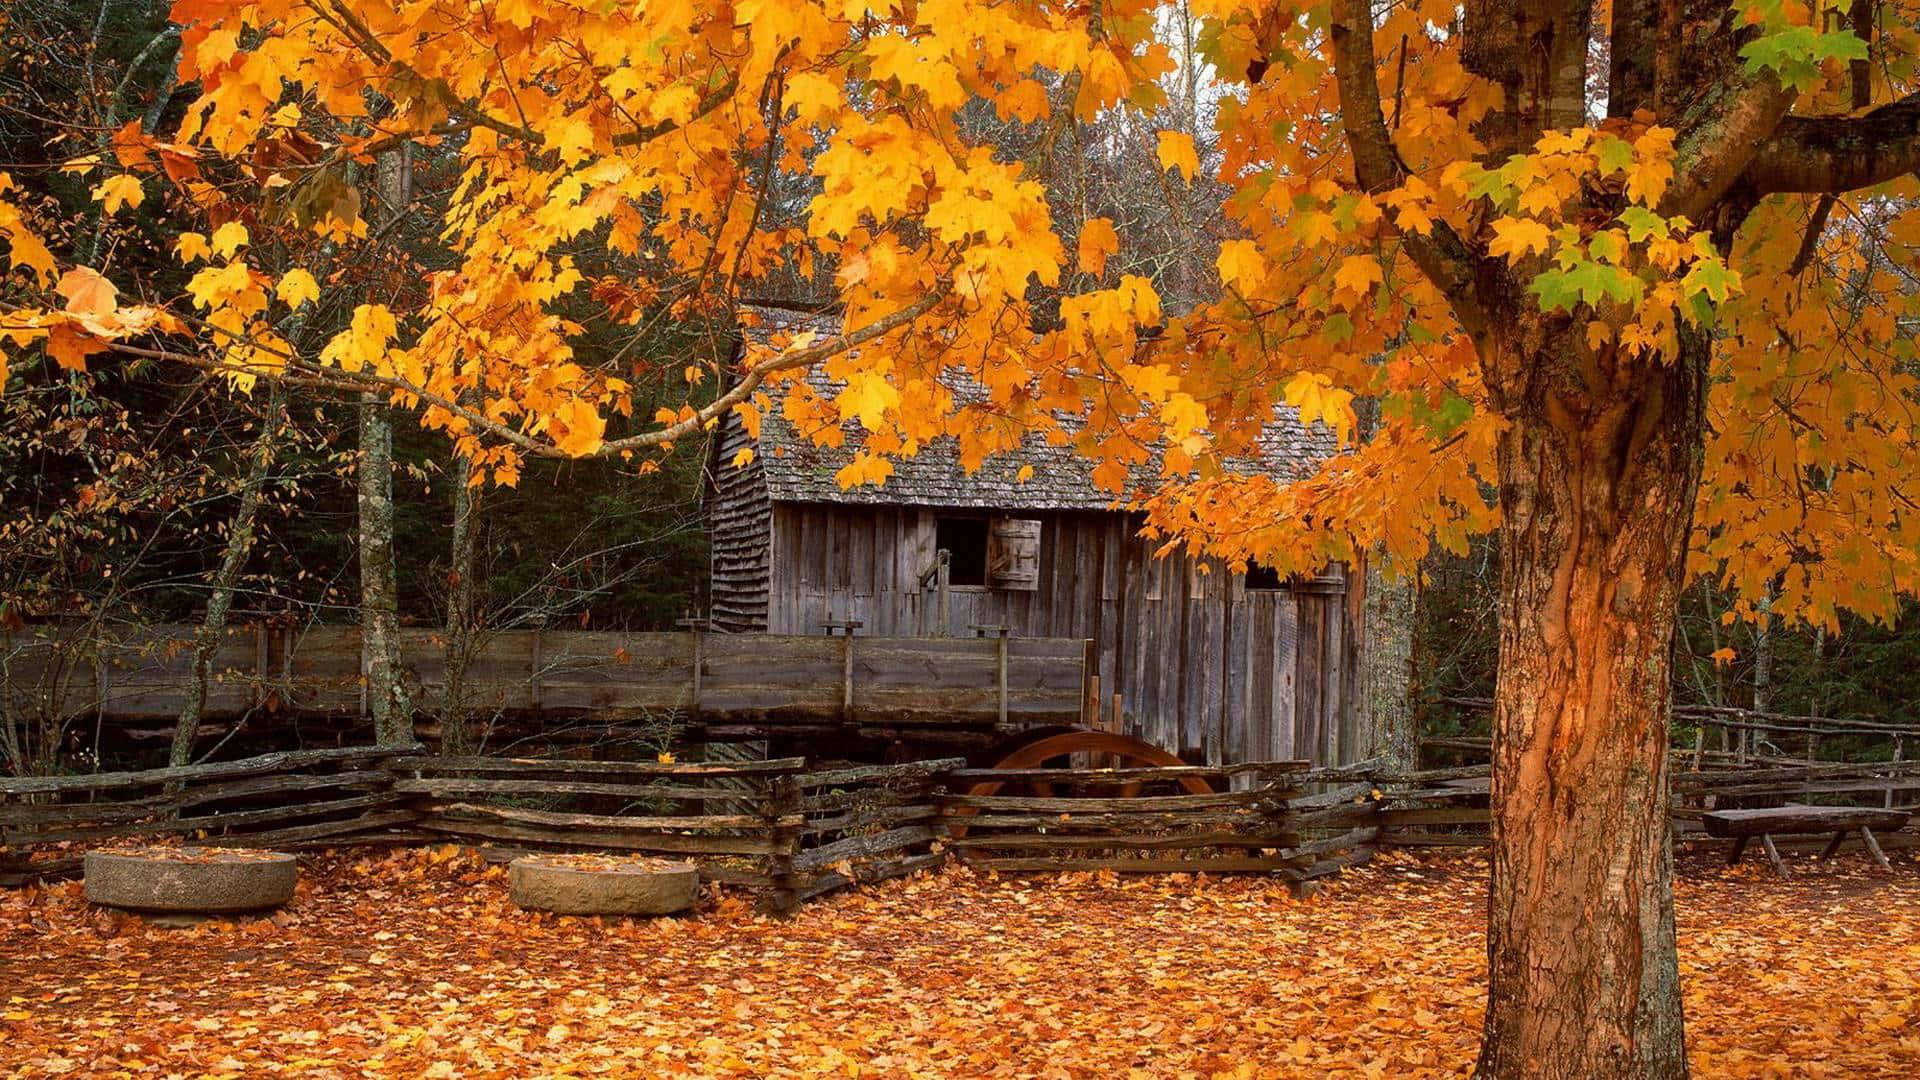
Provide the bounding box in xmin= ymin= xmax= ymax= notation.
xmin=708 ymin=419 xmax=775 ymax=632
xmin=0 ymin=628 xmax=1086 ymax=731
xmin=763 ymin=504 xmax=1360 ymax=767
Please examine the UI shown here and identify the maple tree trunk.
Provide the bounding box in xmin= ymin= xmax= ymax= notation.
xmin=1475 ymin=321 xmax=1706 ymax=1080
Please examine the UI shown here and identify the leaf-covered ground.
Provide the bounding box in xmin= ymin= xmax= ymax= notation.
xmin=2 ymin=846 xmax=1917 ymax=1078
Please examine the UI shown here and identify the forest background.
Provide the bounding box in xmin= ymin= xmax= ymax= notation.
xmin=3 ymin=0 xmax=1916 ymax=775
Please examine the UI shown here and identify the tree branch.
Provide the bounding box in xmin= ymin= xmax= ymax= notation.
xmin=81 ymin=291 xmax=945 ymax=461
xmin=1608 ymin=0 xmax=1660 ymax=117
xmin=1786 ymin=195 xmax=1836 ymax=277
xmin=1744 ymin=92 xmax=1920 ymax=195
xmin=1663 ymin=69 xmax=1796 ymax=219
xmin=596 ymin=289 xmax=945 ymax=455
xmin=1327 ymin=0 xmax=1486 ymax=333
xmin=317 ymin=0 xmax=742 ymax=155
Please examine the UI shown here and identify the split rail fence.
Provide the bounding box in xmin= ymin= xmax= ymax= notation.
xmin=15 ymin=745 xmax=1906 ymax=902
xmin=1402 ymin=696 xmax=1920 ymax=852
xmin=1 ymin=748 xmax=1372 ymax=904
xmin=1360 ymin=759 xmax=1920 ymax=853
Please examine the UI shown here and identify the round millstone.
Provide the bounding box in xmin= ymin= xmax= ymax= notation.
xmin=509 ymin=854 xmax=698 ymax=916
xmin=84 ymin=847 xmax=298 ymax=913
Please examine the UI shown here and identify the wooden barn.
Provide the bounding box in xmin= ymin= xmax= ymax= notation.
xmin=706 ymin=321 xmax=1371 ymax=768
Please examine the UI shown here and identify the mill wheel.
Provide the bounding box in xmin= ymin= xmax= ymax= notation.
xmin=945 ymin=730 xmax=1213 ymax=839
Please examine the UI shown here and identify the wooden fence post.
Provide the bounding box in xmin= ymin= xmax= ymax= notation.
xmin=1890 ymin=736 xmax=1905 ymax=810
xmin=529 ymin=628 xmax=543 ymax=712
xmin=996 ymin=635 xmax=1009 ymax=732
xmin=970 ymin=624 xmax=1014 ymax=734
xmin=675 ymin=617 xmax=707 ymax=725
xmin=821 ymin=614 xmax=862 ymax=729
xmin=936 ymin=554 xmax=951 ymax=637
xmin=842 ymin=635 xmax=855 ymax=726
xmin=762 ymin=773 xmax=800 ymax=913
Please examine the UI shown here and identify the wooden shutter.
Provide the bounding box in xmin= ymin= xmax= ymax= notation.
xmin=987 ymin=518 xmax=1041 ymax=590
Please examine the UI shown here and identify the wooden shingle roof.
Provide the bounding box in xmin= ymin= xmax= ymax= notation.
xmin=740 ymin=305 xmax=1336 ymax=512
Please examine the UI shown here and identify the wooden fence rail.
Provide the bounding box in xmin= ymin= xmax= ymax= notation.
xmin=1354 ymin=757 xmax=1920 ymax=851
xmin=2 ymin=625 xmax=1090 ymax=739
xmin=0 ymin=746 xmax=422 ymax=886
xmin=1 ymin=748 xmax=1372 ymax=899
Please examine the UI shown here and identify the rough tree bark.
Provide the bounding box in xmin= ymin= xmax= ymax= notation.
xmin=358 ymin=135 xmax=415 ymax=749
xmin=358 ymin=392 xmax=411 ymax=746
xmin=439 ymin=453 xmax=481 ymax=755
xmin=1362 ymin=555 xmax=1418 ymax=770
xmin=1474 ymin=322 xmax=1707 ymax=1080
xmin=1320 ymin=1 xmax=1852 ymax=1072
xmin=172 ymin=382 xmax=287 ymax=766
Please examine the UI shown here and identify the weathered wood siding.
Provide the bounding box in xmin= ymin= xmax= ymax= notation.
xmin=708 ymin=419 xmax=774 ymax=632
xmin=1 ymin=627 xmax=1087 ymax=731
xmin=759 ymin=503 xmax=1361 ymax=766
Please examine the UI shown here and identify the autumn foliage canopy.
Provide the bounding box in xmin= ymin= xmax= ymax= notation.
xmin=0 ymin=0 xmax=1915 ymax=629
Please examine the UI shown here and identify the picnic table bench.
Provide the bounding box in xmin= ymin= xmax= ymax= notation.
xmin=1702 ymin=804 xmax=1910 ymax=876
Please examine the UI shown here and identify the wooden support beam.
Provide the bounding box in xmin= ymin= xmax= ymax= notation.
xmin=1820 ymin=830 xmax=1847 ymax=859
xmin=1761 ymin=833 xmax=1789 ymax=877
xmin=1862 ymin=825 xmax=1891 ymax=869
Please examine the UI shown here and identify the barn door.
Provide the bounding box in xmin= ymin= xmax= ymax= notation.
xmin=987 ymin=518 xmax=1041 ymax=590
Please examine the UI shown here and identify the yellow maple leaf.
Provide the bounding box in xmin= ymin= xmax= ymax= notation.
xmin=1332 ymin=254 xmax=1383 ymax=301
xmin=276 ymin=268 xmax=320 ymax=308
xmin=1077 ymin=218 xmax=1120 ymax=277
xmin=210 ymin=221 xmax=249 ymax=259
xmin=834 ymin=451 xmax=894 ymax=488
xmin=1295 ymin=211 xmax=1340 ymax=248
xmin=837 ymin=372 xmax=900 ymax=431
xmin=553 ymin=398 xmax=606 ymax=457
xmin=730 ymin=447 xmax=755 ymax=469
xmin=1156 ymin=131 xmax=1199 ymax=182
xmin=1627 ymin=127 xmax=1677 ymax=206
xmin=996 ymin=79 xmax=1050 ymax=124
xmin=1216 ymin=238 xmax=1264 ymax=291
xmin=56 ymin=267 xmax=118 ymax=316
xmin=1393 ymin=201 xmax=1434 ymax=236
xmin=91 ymin=174 xmax=144 ymax=214
xmin=4 ymin=227 xmax=56 ymax=281
xmin=1488 ymin=218 xmax=1553 ymax=263
xmin=174 ymin=232 xmax=211 ymax=264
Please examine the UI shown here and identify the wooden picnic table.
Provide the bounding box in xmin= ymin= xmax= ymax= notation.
xmin=1701 ymin=804 xmax=1910 ymax=876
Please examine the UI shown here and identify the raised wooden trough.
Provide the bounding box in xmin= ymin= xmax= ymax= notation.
xmin=83 ymin=847 xmax=297 ymax=913
xmin=1702 ymin=804 xmax=1912 ymax=876
xmin=508 ymin=854 xmax=698 ymax=915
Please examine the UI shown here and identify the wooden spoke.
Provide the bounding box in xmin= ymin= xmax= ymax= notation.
xmin=943 ymin=731 xmax=1212 ymax=838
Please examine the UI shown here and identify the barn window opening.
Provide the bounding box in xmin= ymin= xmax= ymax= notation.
xmin=1245 ymin=562 xmax=1285 ymax=590
xmin=936 ymin=517 xmax=990 ymax=586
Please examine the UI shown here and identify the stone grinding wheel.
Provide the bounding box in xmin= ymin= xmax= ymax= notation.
xmin=84 ymin=848 xmax=298 ymax=913
xmin=508 ymin=854 xmax=699 ymax=916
